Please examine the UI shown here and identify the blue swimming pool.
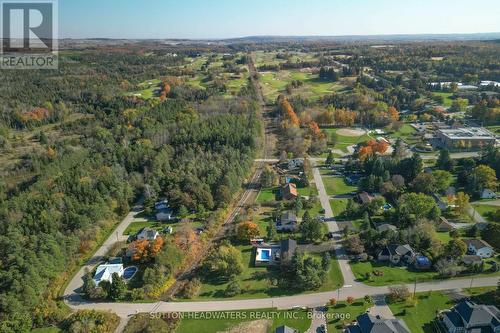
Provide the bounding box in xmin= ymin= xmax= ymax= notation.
xmin=260 ymin=249 xmax=270 ymax=260
xmin=123 ymin=266 xmax=138 ymax=280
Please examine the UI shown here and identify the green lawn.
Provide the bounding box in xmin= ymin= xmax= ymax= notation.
xmin=123 ymin=220 xmax=202 ymax=236
xmin=123 ymin=221 xmax=165 ymax=235
xmin=433 ymin=92 xmax=454 ymax=107
xmin=195 ymin=246 xmax=343 ymax=300
xmin=434 ymin=231 xmax=453 ymax=243
xmin=350 ymin=261 xmax=439 ymax=286
xmin=31 ymin=328 xmax=61 ymax=333
xmin=330 ymin=199 xmax=348 ymax=217
xmin=327 ymin=300 xmax=370 ymax=333
xmin=177 ymin=308 xmax=311 ymax=333
xmin=322 ymin=176 xmax=357 ymax=197
xmin=297 ymin=183 xmax=319 ymax=197
xmin=259 ymin=69 xmax=346 ymax=102
xmin=322 ymin=128 xmax=371 ymax=154
xmin=257 ymin=187 xmax=277 ymax=203
xmin=350 ymin=260 xmax=500 ymax=286
xmin=389 ymin=291 xmax=454 ymax=333
xmin=472 ymin=203 xmax=499 ymax=223
xmin=387 ymin=124 xmax=419 ymax=145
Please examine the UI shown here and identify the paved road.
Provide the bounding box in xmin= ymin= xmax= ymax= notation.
xmin=63 ymin=160 xmax=499 ymax=322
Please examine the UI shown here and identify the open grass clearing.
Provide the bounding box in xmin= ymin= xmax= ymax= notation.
xmin=322 ymin=176 xmax=357 ymax=197
xmin=388 ymin=291 xmax=454 ymax=333
xmin=327 ymin=299 xmax=370 ymax=333
xmin=176 ymin=308 xmax=312 ymax=333
xmin=194 ymin=245 xmax=343 ymax=300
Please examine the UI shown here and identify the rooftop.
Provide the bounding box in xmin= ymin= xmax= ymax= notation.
xmin=438 ymin=127 xmax=495 ymax=140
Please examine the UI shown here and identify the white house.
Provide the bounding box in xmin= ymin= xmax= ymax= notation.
xmin=93 ymin=263 xmax=124 ymax=286
xmin=137 ymin=227 xmax=159 ymax=241
xmin=156 ymin=208 xmax=173 ymax=221
xmin=155 ymin=200 xmax=174 ymax=221
xmin=481 ymin=189 xmax=497 ymax=199
xmin=465 ymin=239 xmax=494 ymax=258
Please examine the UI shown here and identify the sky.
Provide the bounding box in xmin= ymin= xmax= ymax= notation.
xmin=59 ymin=0 xmax=500 ymax=39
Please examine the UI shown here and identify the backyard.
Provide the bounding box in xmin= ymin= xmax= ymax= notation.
xmin=194 ymin=245 xmax=343 ymax=300
xmin=389 ymin=291 xmax=454 ymax=333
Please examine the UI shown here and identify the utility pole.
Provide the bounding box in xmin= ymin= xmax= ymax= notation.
xmin=470 ymin=277 xmax=474 ymax=290
xmin=413 ymin=278 xmax=417 ymax=298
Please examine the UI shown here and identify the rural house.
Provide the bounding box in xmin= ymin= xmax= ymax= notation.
xmin=92 ymin=261 xmax=124 ymax=286
xmin=254 ymin=239 xmax=297 ymax=267
xmin=481 ymin=189 xmax=497 ymax=199
xmin=277 ymin=211 xmax=298 ymax=231
xmin=465 ymin=239 xmax=494 ymax=258
xmin=358 ymin=191 xmax=374 ymax=205
xmin=441 ymin=300 xmax=500 ymax=333
xmin=378 ymin=244 xmax=415 ymax=265
xmin=136 ymin=227 xmax=159 ymax=241
xmin=281 ymin=183 xmax=298 ymax=201
xmin=436 ymin=216 xmax=455 ymax=232
xmin=346 ymin=313 xmax=411 ymax=333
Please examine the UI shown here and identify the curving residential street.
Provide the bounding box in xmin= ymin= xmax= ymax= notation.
xmin=63 ymin=159 xmax=499 ymax=322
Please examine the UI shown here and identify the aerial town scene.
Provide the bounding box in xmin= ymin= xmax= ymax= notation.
xmin=0 ymin=0 xmax=499 ymax=332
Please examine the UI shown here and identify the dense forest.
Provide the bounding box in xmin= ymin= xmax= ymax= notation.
xmin=0 ymin=48 xmax=260 ymax=332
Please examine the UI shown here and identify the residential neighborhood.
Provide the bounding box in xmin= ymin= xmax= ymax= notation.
xmin=3 ymin=2 xmax=500 ymax=333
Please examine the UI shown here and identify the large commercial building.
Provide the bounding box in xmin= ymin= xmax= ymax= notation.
xmin=436 ymin=127 xmax=496 ymax=149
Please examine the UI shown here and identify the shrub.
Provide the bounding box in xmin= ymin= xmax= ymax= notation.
xmin=181 ymin=278 xmax=202 ymax=299
xmin=224 ymin=279 xmax=241 ymax=297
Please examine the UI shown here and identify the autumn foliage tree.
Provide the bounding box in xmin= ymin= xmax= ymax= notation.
xmin=130 ymin=236 xmax=165 ymax=262
xmin=159 ymin=80 xmax=171 ymax=101
xmin=278 ymin=95 xmax=300 ymax=127
xmin=236 ymin=221 xmax=260 ymax=241
xmin=333 ymin=108 xmax=356 ymax=127
xmin=388 ymin=106 xmax=399 ymax=122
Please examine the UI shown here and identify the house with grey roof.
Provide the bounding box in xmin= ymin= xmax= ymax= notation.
xmin=378 ymin=244 xmax=415 ymax=265
xmin=277 ymin=211 xmax=298 ymax=231
xmin=465 ymin=239 xmax=494 ymax=258
xmin=441 ymin=300 xmax=500 ymax=333
xmin=345 ymin=313 xmax=410 ymax=333
xmin=377 ymin=224 xmax=397 ymax=233
xmin=136 ymin=227 xmax=159 ymax=241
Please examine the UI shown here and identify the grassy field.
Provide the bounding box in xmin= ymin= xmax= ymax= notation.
xmin=256 ymin=187 xmax=277 ymax=203
xmin=472 ymin=203 xmax=499 ymax=223
xmin=389 ymin=291 xmax=454 ymax=333
xmin=177 ymin=308 xmax=312 ymax=333
xmin=127 ymin=79 xmax=161 ymax=99
xmin=195 ymin=245 xmax=343 ymax=300
xmin=322 ymin=176 xmax=357 ymax=197
xmin=327 ymin=299 xmax=370 ymax=333
xmin=321 ymin=128 xmax=371 ymax=154
xmin=259 ymin=70 xmax=345 ymax=102
xmin=387 ymin=124 xmax=419 ymax=144
xmin=330 ymin=199 xmax=348 ymax=216
xmin=433 ymin=92 xmax=454 ymax=107
xmin=351 ymin=260 xmax=500 ymax=286
xmin=434 ymin=231 xmax=453 ymax=243
xmin=350 ymin=261 xmax=439 ymax=286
